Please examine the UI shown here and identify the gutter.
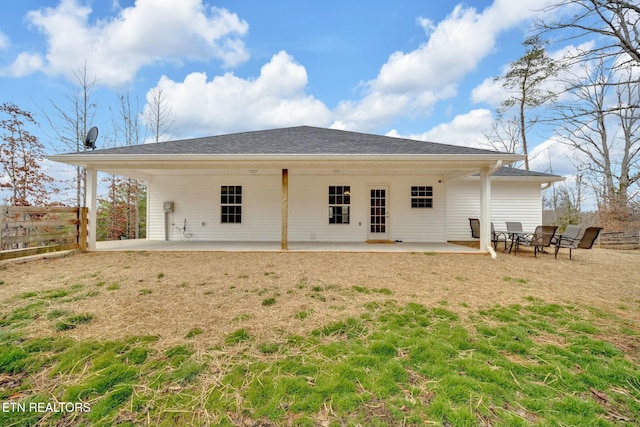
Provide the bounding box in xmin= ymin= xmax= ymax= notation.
xmin=541 ymin=181 xmax=555 ymax=190
xmin=48 ymin=153 xmax=525 ymax=168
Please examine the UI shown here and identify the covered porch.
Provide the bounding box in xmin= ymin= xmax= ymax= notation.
xmin=48 ymin=126 xmax=527 ymax=253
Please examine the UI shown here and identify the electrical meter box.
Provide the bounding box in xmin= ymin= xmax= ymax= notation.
xmin=163 ymin=201 xmax=174 ymax=213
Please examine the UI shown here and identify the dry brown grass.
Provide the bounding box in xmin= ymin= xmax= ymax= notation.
xmin=1 ymin=248 xmax=639 ymax=351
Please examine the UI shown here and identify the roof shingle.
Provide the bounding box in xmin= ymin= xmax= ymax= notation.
xmin=75 ymin=126 xmax=510 ymax=156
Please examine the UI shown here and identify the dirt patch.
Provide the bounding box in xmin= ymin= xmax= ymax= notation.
xmin=1 ymin=248 xmax=639 ymax=350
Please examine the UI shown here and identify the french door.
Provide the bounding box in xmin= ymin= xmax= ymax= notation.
xmin=368 ymin=186 xmax=389 ymax=240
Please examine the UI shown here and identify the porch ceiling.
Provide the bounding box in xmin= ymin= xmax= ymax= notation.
xmin=48 ymin=155 xmax=518 ymax=181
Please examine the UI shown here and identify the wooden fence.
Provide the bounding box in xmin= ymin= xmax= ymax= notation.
xmin=0 ymin=206 xmax=87 ymax=261
xmin=599 ymin=230 xmax=640 ymax=250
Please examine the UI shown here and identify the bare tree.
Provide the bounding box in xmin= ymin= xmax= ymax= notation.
xmin=539 ymin=0 xmax=640 ymax=69
xmin=39 ymin=63 xmax=97 ymax=207
xmin=0 ymin=103 xmax=55 ymax=206
xmin=482 ymin=116 xmax=523 ymax=166
xmin=553 ymin=58 xmax=640 ymax=221
xmin=100 ymin=93 xmax=146 ymax=240
xmin=143 ymin=86 xmax=174 ymax=143
xmin=495 ymin=36 xmax=562 ymax=170
xmin=614 ymin=65 xmax=640 ymax=209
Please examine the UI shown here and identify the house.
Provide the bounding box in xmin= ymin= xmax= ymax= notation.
xmin=48 ymin=126 xmax=563 ymax=252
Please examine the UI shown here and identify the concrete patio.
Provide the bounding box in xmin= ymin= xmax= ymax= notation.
xmin=95 ymin=239 xmax=480 ymax=253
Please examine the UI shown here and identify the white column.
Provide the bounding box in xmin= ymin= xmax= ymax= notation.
xmin=86 ymin=168 xmax=98 ymax=251
xmin=479 ymin=168 xmax=491 ymax=252
xmin=281 ymin=169 xmax=288 ymax=250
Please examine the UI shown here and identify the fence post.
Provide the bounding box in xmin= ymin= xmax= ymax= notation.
xmin=79 ymin=207 xmax=88 ymax=252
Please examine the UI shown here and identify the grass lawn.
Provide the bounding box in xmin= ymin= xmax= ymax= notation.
xmin=0 ymin=249 xmax=639 ymax=426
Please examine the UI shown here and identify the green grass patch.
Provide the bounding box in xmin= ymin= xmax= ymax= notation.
xmin=232 ymin=313 xmax=253 ymax=322
xmin=351 ymin=285 xmax=393 ymax=295
xmin=503 ymin=276 xmax=529 ymax=284
xmin=224 ymin=329 xmax=253 ymax=345
xmin=312 ymin=317 xmax=367 ymax=339
xmin=16 ymin=291 xmax=39 ymax=299
xmin=53 ymin=313 xmax=94 ymax=331
xmin=42 ymin=289 xmax=69 ymax=299
xmin=294 ymin=309 xmax=313 ymax=320
xmin=0 ymin=302 xmax=46 ymax=328
xmin=1 ymin=299 xmax=639 ymax=426
xmin=258 ymin=342 xmax=280 ymax=354
xmin=165 ymin=345 xmax=193 ymax=362
xmin=261 ymin=297 xmax=276 ymax=306
xmin=185 ymin=327 xmax=204 ymax=338
xmin=46 ymin=309 xmax=70 ymax=320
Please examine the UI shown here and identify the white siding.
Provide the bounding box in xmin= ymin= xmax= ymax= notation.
xmin=146 ymin=172 xmax=542 ymax=243
xmin=147 ymin=171 xmax=446 ymax=242
xmin=389 ymin=178 xmax=446 ymax=242
xmin=148 ymin=173 xmax=281 ymax=241
xmin=288 ymin=174 xmax=444 ymax=242
xmin=446 ymin=179 xmax=543 ymax=241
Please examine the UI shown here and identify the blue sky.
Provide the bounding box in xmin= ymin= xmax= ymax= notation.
xmin=1 ymin=0 xmax=582 ymax=176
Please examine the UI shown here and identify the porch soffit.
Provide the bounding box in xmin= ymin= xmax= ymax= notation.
xmin=63 ymin=157 xmax=513 ymax=174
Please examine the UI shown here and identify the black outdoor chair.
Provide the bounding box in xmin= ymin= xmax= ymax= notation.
xmin=554 ymin=226 xmax=603 ymax=260
xmin=468 ymin=218 xmax=507 ymax=250
xmin=551 ymin=224 xmax=582 ymax=246
xmin=492 ymin=222 xmax=508 ymax=251
xmin=506 ymin=221 xmax=526 ymax=253
xmin=514 ymin=225 xmax=557 ymax=257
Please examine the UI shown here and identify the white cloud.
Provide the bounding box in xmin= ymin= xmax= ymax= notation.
xmin=0 ymin=31 xmax=9 ymax=50
xmin=471 ymin=77 xmax=505 ymax=107
xmin=145 ymin=51 xmax=332 ymax=137
xmin=0 ymin=0 xmax=248 ymax=86
xmin=332 ymin=0 xmax=556 ymax=132
xmin=529 ymin=137 xmax=579 ymax=175
xmin=0 ymin=52 xmax=44 ymax=77
xmin=386 ymin=109 xmax=495 ymax=148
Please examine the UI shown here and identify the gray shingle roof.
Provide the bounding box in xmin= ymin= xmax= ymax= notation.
xmin=75 ymin=126 xmax=510 ymax=156
xmin=492 ymin=167 xmax=560 ymax=178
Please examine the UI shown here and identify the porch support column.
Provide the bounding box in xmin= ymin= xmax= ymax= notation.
xmin=85 ymin=167 xmax=98 ymax=251
xmin=281 ymin=169 xmax=288 ymax=250
xmin=479 ymin=168 xmax=491 ymax=253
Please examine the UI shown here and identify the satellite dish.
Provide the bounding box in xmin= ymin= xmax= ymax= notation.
xmin=84 ymin=126 xmax=98 ymax=150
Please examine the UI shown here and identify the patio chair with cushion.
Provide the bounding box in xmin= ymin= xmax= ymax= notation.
xmin=554 ymin=226 xmax=603 ymax=260
xmin=514 ymin=225 xmax=558 ymax=257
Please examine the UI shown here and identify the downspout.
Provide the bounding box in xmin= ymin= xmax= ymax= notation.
xmin=489 ymin=160 xmax=502 ymax=174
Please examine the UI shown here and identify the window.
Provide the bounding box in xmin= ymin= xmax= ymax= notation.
xmin=411 ymin=186 xmax=433 ymax=208
xmin=329 ymin=185 xmax=350 ymax=224
xmin=221 ymin=185 xmax=242 ymax=223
